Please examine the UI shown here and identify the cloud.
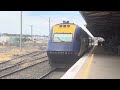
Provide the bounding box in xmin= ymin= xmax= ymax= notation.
xmin=0 ymin=11 xmax=20 ymax=34
xmin=0 ymin=11 xmax=87 ymax=36
xmin=55 ymin=11 xmax=79 ymax=14
xmin=0 ymin=11 xmax=49 ymax=35
xmin=22 ymin=16 xmax=49 ymax=35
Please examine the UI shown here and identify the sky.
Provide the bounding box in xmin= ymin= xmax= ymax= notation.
xmin=0 ymin=11 xmax=87 ymax=36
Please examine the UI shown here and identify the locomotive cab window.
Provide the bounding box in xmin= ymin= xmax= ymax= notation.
xmin=53 ymin=33 xmax=73 ymax=42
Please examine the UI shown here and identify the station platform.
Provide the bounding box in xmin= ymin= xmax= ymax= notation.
xmin=61 ymin=46 xmax=120 ymax=79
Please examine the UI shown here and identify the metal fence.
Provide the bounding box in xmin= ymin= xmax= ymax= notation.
xmin=0 ymin=35 xmax=48 ymax=52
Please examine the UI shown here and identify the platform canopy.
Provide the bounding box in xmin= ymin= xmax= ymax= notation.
xmin=80 ymin=11 xmax=120 ymax=39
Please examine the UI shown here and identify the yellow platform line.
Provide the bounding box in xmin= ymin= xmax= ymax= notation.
xmin=83 ymin=54 xmax=94 ymax=79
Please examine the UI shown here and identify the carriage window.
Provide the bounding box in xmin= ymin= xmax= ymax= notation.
xmin=53 ymin=33 xmax=73 ymax=42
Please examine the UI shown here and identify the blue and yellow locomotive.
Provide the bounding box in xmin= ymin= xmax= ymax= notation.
xmin=47 ymin=21 xmax=93 ymax=68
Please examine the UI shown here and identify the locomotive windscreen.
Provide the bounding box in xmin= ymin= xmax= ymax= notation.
xmin=53 ymin=33 xmax=73 ymax=42
xmin=52 ymin=24 xmax=76 ymax=43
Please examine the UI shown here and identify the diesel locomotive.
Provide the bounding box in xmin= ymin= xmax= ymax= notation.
xmin=47 ymin=21 xmax=94 ymax=68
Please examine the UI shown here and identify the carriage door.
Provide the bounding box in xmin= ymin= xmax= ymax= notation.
xmin=78 ymin=29 xmax=84 ymax=55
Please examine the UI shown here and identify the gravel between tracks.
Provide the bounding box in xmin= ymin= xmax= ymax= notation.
xmin=1 ymin=60 xmax=52 ymax=79
xmin=0 ymin=52 xmax=47 ymax=71
xmin=0 ymin=54 xmax=48 ymax=78
xmin=42 ymin=68 xmax=68 ymax=79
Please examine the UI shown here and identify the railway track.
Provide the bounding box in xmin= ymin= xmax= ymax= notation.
xmin=0 ymin=50 xmax=69 ymax=79
xmin=0 ymin=57 xmax=68 ymax=79
xmin=1 ymin=59 xmax=52 ymax=79
xmin=0 ymin=50 xmax=48 ymax=78
xmin=0 ymin=50 xmax=46 ymax=70
xmin=0 ymin=57 xmax=48 ymax=78
xmin=38 ymin=68 xmax=69 ymax=79
xmin=38 ymin=68 xmax=56 ymax=79
xmin=0 ymin=50 xmax=46 ymax=65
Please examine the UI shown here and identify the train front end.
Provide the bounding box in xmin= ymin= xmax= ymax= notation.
xmin=47 ymin=22 xmax=81 ymax=68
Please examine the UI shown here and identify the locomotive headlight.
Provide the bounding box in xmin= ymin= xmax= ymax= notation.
xmin=65 ymin=52 xmax=67 ymax=54
xmin=58 ymin=52 xmax=61 ymax=54
xmin=60 ymin=52 xmax=62 ymax=54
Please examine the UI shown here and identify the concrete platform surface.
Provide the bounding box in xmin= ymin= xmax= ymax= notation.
xmin=85 ymin=46 xmax=120 ymax=79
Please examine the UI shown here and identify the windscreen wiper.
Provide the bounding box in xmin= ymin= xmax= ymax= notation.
xmin=57 ymin=37 xmax=65 ymax=42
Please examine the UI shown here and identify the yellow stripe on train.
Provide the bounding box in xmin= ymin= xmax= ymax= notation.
xmin=53 ymin=24 xmax=76 ymax=36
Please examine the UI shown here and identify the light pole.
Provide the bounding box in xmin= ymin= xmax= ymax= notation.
xmin=49 ymin=17 xmax=50 ymax=33
xmin=30 ymin=25 xmax=33 ymax=41
xmin=20 ymin=11 xmax=22 ymax=51
xmin=29 ymin=25 xmax=33 ymax=42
